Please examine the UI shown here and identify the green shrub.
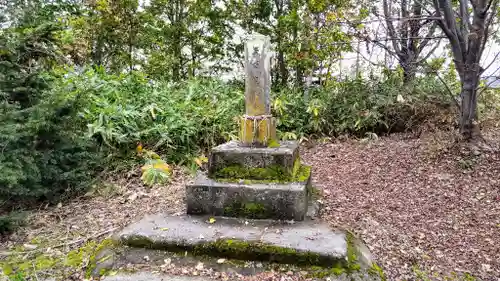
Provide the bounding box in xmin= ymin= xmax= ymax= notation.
xmin=47 ymin=67 xmax=458 ymax=170
xmin=0 ymin=23 xmax=103 ymax=202
xmin=273 ymin=72 xmax=455 ymax=138
xmin=0 ymin=83 xmax=104 ymax=200
xmin=49 ymin=68 xmax=244 ymax=164
xmin=0 ymin=212 xmax=27 ymax=235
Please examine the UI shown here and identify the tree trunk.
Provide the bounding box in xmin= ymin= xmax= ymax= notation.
xmin=399 ymin=53 xmax=416 ymax=84
xmin=172 ymin=39 xmax=181 ymax=80
xmin=171 ymin=0 xmax=183 ymax=80
xmin=402 ymin=64 xmax=416 ymax=84
xmin=459 ymin=70 xmax=479 ymax=139
xmin=129 ymin=25 xmax=133 ymax=72
xmin=92 ymin=35 xmax=104 ymax=67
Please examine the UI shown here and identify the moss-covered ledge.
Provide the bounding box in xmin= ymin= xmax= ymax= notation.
xmin=212 ymin=158 xmax=311 ymax=184
xmin=124 ymin=235 xmax=349 ymax=268
xmin=117 ymin=215 xmax=376 ymax=279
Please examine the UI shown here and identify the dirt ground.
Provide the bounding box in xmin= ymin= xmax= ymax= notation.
xmin=302 ymin=131 xmax=500 ymax=280
xmin=1 ymin=130 xmax=499 ymax=281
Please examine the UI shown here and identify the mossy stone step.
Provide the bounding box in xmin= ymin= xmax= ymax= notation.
xmin=186 ymin=172 xmax=310 ymax=221
xmin=101 ymin=271 xmax=382 ymax=281
xmin=208 ymin=141 xmax=299 ymax=180
xmin=102 ymin=273 xmax=209 ymax=281
xmin=115 ymin=214 xmax=373 ymax=271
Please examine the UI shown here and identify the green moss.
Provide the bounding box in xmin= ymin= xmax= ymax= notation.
xmin=0 ymin=237 xmax=118 ymax=280
xmin=294 ymin=165 xmax=311 ymax=182
xmin=346 ymin=232 xmax=359 ymax=271
xmin=191 ymin=239 xmax=334 ymax=266
xmin=85 ymin=239 xmax=118 ymax=277
xmin=305 ymin=233 xmax=365 ymax=279
xmin=127 ymin=237 xmax=345 ymax=268
xmin=214 ymin=165 xmax=289 ymax=181
xmin=267 ymin=139 xmax=281 ymax=148
xmin=369 ymin=263 xmax=386 ymax=281
xmin=214 ymin=163 xmax=311 ymax=184
xmin=223 ymin=202 xmax=269 ymax=219
xmin=292 ymin=156 xmax=301 ymax=176
xmin=308 ymin=266 xmax=346 ymax=278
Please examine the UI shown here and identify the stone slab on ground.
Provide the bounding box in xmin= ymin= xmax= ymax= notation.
xmin=102 ymin=272 xmax=209 ymax=281
xmin=186 ymin=172 xmax=310 ymax=221
xmin=100 ymin=272 xmax=382 ymax=281
xmin=116 ymin=214 xmax=372 ymax=268
xmin=208 ymin=141 xmax=299 ymax=177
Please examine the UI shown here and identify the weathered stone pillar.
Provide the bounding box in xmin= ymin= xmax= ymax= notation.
xmin=240 ymin=34 xmax=277 ymax=147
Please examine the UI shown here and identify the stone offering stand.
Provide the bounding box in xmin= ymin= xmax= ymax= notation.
xmin=111 ymin=35 xmax=381 ymax=280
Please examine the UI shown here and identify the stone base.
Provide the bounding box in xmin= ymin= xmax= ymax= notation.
xmin=208 ymin=140 xmax=299 ymax=179
xmin=186 ymin=172 xmax=309 ymax=221
xmin=116 ymin=214 xmax=373 ymax=270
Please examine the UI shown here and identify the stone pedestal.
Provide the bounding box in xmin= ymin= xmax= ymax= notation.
xmin=109 ymin=34 xmax=379 ymax=280
xmin=188 ymin=140 xmax=311 ymax=221
xmin=208 ymin=140 xmax=299 ymax=179
xmin=186 ymin=172 xmax=310 ymax=221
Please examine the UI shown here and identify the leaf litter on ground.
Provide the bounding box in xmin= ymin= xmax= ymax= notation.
xmin=2 ymin=130 xmax=500 ymax=280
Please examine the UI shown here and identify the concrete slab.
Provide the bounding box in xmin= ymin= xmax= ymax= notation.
xmin=102 ymin=272 xmax=209 ymax=281
xmin=208 ymin=141 xmax=299 ymax=178
xmin=101 ymin=271 xmax=381 ymax=281
xmin=186 ymin=172 xmax=309 ymax=221
xmin=116 ymin=214 xmax=372 ymax=268
xmin=101 ymin=271 xmax=382 ymax=281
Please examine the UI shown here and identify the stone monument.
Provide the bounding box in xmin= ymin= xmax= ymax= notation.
xmin=113 ymin=34 xmax=379 ymax=279
xmin=186 ymin=34 xmax=311 ymax=221
xmin=240 ymin=34 xmax=276 ymax=147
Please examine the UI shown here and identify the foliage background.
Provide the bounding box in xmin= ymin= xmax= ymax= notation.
xmin=0 ymin=0 xmax=498 ymax=206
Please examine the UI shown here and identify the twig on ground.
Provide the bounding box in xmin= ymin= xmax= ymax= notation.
xmin=433 ymin=70 xmax=460 ymax=109
xmin=50 ymin=227 xmax=119 ymax=249
xmin=32 ymin=262 xmax=40 ymax=281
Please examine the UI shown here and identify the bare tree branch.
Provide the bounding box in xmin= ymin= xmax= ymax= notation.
xmin=417 ymin=21 xmax=438 ymax=53
xmin=459 ymin=0 xmax=470 ymax=47
xmin=413 ymin=0 xmax=436 ymax=15
xmin=481 ymin=52 xmax=500 ymax=74
xmin=401 ymin=0 xmax=410 ymax=48
xmin=439 ymin=0 xmax=465 ymax=56
xmin=360 ymin=34 xmax=399 ymax=57
xmin=432 ymin=0 xmax=465 ymax=69
xmin=478 ymin=0 xmax=499 ymax=60
xmin=408 ymin=0 xmax=423 ymax=56
xmin=383 ymin=0 xmax=403 ymax=56
xmin=416 ymin=38 xmax=442 ymax=64
xmin=484 ymin=0 xmax=496 ymax=13
xmin=477 ymin=64 xmax=500 ymax=96
xmin=434 ymin=70 xmax=461 ymax=109
xmin=353 ymin=47 xmax=391 ymax=67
